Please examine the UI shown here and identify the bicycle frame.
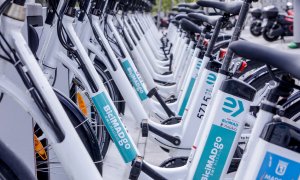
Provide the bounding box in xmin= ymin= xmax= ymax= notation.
xmin=34 ymin=0 xmax=183 ymax=156
xmin=115 ymin=14 xmax=178 ymax=98
xmin=0 ymin=7 xmax=102 ymax=179
xmin=70 ymin=2 xmax=253 ymax=158
xmin=81 ymin=12 xmax=222 ymax=154
xmin=36 ymin=0 xmax=277 ymax=179
xmin=115 ymin=14 xmax=210 ymax=120
xmin=73 ymin=14 xmax=189 ymax=153
xmin=113 ymin=13 xmax=224 ymax=119
xmin=114 ymin=13 xmax=201 ymax=95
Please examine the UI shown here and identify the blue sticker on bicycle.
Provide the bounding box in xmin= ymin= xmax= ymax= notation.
xmin=121 ymin=60 xmax=148 ymax=101
xmin=193 ymin=125 xmax=236 ymax=180
xmin=256 ymin=151 xmax=300 ymax=180
xmin=92 ymin=92 xmax=137 ymax=163
xmin=178 ymin=78 xmax=196 ymax=116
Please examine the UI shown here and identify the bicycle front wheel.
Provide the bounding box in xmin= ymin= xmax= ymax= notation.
xmin=0 ymin=140 xmax=35 ymax=180
xmin=35 ymin=89 xmax=102 ymax=178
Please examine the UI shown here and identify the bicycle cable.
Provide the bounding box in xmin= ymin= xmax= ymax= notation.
xmin=0 ymin=31 xmax=65 ymax=142
xmin=49 ymin=0 xmax=99 ymax=93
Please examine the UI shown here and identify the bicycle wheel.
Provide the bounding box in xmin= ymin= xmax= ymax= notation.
xmin=244 ymin=68 xmax=284 ymax=116
xmin=69 ymin=59 xmax=124 ymax=158
xmin=0 ymin=140 xmax=35 ymax=180
xmin=35 ymin=90 xmax=102 ymax=178
xmin=94 ymin=59 xmax=125 ymax=115
xmin=246 ymin=68 xmax=282 ymax=90
xmin=282 ymin=95 xmax=300 ymax=122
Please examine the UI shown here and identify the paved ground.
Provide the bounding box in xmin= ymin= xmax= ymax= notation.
xmin=102 ymin=29 xmax=300 ymax=179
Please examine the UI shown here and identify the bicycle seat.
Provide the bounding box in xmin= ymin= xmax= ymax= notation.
xmin=229 ymin=41 xmax=300 ymax=80
xmin=180 ymin=19 xmax=202 ymax=34
xmin=172 ymin=7 xmax=179 ymax=11
xmin=175 ymin=14 xmax=190 ymax=20
xmin=188 ymin=13 xmax=222 ymax=26
xmin=175 ymin=14 xmax=202 ymax=26
xmin=169 ymin=12 xmax=177 ymax=17
xmin=194 ymin=10 xmax=206 ymax=14
xmin=205 ymin=33 xmax=232 ymax=41
xmin=171 ymin=20 xmax=180 ymax=27
xmin=178 ymin=3 xmax=200 ymax=9
xmin=178 ymin=7 xmax=204 ymax=14
xmin=197 ymin=0 xmax=243 ymax=15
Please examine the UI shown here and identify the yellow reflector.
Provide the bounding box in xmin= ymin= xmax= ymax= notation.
xmin=76 ymin=92 xmax=88 ymax=116
xmin=34 ymin=134 xmax=47 ymax=160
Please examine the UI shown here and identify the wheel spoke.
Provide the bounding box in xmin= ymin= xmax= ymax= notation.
xmin=74 ymin=118 xmax=89 ymax=128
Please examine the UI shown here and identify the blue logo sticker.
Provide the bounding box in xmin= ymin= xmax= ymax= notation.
xmin=257 ymin=152 xmax=300 ymax=180
xmin=206 ymin=73 xmax=217 ymax=85
xmin=178 ymin=78 xmax=196 ymax=116
xmin=222 ymin=97 xmax=244 ymax=117
xmin=196 ymin=60 xmax=202 ymax=70
xmin=92 ymin=92 xmax=137 ymax=163
xmin=193 ymin=125 xmax=236 ymax=180
xmin=121 ymin=60 xmax=148 ymax=101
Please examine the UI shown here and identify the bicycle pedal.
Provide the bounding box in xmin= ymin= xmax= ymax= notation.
xmin=129 ymin=156 xmax=143 ymax=180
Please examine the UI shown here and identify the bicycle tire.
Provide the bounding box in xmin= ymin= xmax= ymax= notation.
xmin=94 ymin=58 xmax=125 ymax=115
xmin=36 ymin=90 xmax=102 ymax=178
xmin=94 ymin=58 xmax=126 ymax=157
xmin=0 ymin=140 xmax=35 ymax=180
xmin=283 ymin=96 xmax=300 ymax=122
xmin=247 ymin=68 xmax=283 ymax=90
xmin=56 ymin=90 xmax=103 ymax=173
xmin=69 ymin=58 xmax=125 ymax=158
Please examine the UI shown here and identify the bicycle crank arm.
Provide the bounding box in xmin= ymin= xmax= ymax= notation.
xmin=129 ymin=156 xmax=167 ymax=180
xmin=140 ymin=122 xmax=181 ymax=146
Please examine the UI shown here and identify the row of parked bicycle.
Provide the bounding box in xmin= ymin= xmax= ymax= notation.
xmin=0 ymin=0 xmax=299 ymax=179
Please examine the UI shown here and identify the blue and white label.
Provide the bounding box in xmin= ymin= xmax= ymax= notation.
xmin=121 ymin=60 xmax=148 ymax=101
xmin=92 ymin=92 xmax=137 ymax=163
xmin=195 ymin=58 xmax=202 ymax=71
xmin=178 ymin=58 xmax=203 ymax=116
xmin=193 ymin=93 xmax=249 ymax=179
xmin=219 ymin=96 xmax=245 ymax=132
xmin=222 ymin=97 xmax=244 ymax=117
xmin=206 ymin=73 xmax=217 ymax=85
xmin=193 ymin=125 xmax=236 ymax=180
xmin=257 ymin=152 xmax=300 ymax=180
xmin=178 ymin=78 xmax=196 ymax=116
